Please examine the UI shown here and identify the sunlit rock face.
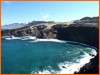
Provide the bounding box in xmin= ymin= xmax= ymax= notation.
xmin=1 ymin=17 xmax=99 ymax=74
xmin=2 ymin=17 xmax=98 ymax=47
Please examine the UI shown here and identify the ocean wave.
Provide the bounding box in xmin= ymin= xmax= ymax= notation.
xmin=3 ymin=36 xmax=97 ymax=74
xmin=3 ymin=36 xmax=97 ymax=50
xmin=3 ymin=36 xmax=36 ymax=40
xmin=31 ymin=49 xmax=97 ymax=74
xmin=3 ymin=36 xmax=66 ymax=43
xmin=30 ymin=39 xmax=66 ymax=43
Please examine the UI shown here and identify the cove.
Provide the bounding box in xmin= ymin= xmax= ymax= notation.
xmin=2 ymin=37 xmax=97 ymax=74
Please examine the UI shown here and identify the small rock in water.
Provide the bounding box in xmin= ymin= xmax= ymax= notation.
xmin=89 ymin=53 xmax=95 ymax=57
xmin=62 ymin=66 xmax=67 ymax=69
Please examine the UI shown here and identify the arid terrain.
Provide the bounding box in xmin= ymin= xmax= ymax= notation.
xmin=2 ymin=17 xmax=99 ymax=74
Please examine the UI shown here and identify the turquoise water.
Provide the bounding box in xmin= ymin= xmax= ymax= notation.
xmin=2 ymin=38 xmax=97 ymax=74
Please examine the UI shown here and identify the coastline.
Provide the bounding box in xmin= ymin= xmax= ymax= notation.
xmin=2 ymin=17 xmax=99 ymax=74
xmin=75 ymin=53 xmax=99 ymax=74
xmin=2 ymin=37 xmax=98 ymax=74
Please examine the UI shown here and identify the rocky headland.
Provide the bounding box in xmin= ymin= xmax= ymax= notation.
xmin=2 ymin=16 xmax=99 ymax=74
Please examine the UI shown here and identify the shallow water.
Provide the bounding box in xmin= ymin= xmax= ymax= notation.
xmin=2 ymin=37 xmax=97 ymax=74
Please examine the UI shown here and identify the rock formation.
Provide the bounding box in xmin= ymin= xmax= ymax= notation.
xmin=2 ymin=17 xmax=98 ymax=47
xmin=2 ymin=17 xmax=99 ymax=74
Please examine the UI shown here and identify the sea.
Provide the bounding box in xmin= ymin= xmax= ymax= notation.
xmin=2 ymin=36 xmax=97 ymax=74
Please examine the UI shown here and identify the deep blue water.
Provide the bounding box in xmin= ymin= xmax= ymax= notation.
xmin=2 ymin=38 xmax=97 ymax=74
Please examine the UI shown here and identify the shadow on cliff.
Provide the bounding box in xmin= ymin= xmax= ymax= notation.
xmin=56 ymin=26 xmax=98 ymax=48
xmin=55 ymin=26 xmax=99 ymax=74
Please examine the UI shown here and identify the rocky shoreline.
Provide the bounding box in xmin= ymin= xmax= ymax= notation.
xmin=2 ymin=17 xmax=99 ymax=74
xmin=75 ymin=53 xmax=99 ymax=74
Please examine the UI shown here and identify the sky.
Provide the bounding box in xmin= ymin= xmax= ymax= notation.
xmin=2 ymin=1 xmax=98 ymax=25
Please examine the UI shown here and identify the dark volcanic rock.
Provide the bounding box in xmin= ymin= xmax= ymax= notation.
xmin=74 ymin=53 xmax=99 ymax=74
xmin=74 ymin=17 xmax=99 ymax=24
xmin=56 ymin=25 xmax=98 ymax=48
xmin=1 ymin=17 xmax=99 ymax=74
xmin=2 ymin=17 xmax=99 ymax=48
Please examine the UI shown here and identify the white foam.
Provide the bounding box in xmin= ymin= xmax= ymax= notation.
xmin=5 ymin=38 xmax=13 ymax=40
xmin=30 ymin=39 xmax=66 ymax=43
xmin=4 ymin=36 xmax=66 ymax=43
xmin=4 ymin=36 xmax=36 ymax=40
xmin=2 ymin=36 xmax=97 ymax=49
xmin=3 ymin=36 xmax=97 ymax=74
xmin=5 ymin=36 xmax=21 ymax=40
xmin=57 ymin=52 xmax=94 ymax=74
xmin=21 ymin=36 xmax=36 ymax=40
xmin=31 ymin=49 xmax=97 ymax=74
xmin=88 ymin=48 xmax=97 ymax=57
xmin=2 ymin=36 xmax=11 ymax=38
xmin=38 ymin=70 xmax=51 ymax=74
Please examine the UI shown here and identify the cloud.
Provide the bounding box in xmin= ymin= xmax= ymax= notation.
xmin=40 ymin=12 xmax=51 ymax=19
xmin=41 ymin=14 xmax=50 ymax=19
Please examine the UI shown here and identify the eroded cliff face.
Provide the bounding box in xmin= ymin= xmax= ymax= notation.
xmin=2 ymin=17 xmax=98 ymax=47
xmin=2 ymin=17 xmax=99 ymax=74
xmin=55 ymin=25 xmax=98 ymax=48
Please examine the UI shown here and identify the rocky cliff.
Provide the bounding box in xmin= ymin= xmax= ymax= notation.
xmin=2 ymin=17 xmax=98 ymax=47
xmin=2 ymin=17 xmax=99 ymax=74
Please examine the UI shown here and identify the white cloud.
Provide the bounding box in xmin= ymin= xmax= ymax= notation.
xmin=40 ymin=12 xmax=51 ymax=19
xmin=41 ymin=14 xmax=50 ymax=19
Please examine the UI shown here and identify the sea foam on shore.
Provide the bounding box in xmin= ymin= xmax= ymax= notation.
xmin=3 ymin=36 xmax=97 ymax=74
